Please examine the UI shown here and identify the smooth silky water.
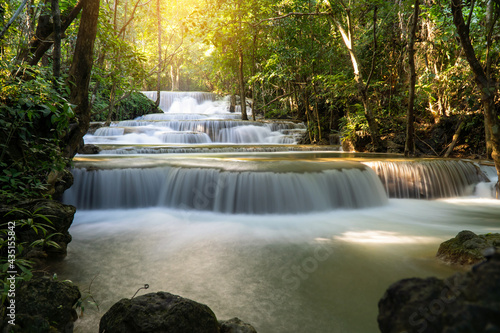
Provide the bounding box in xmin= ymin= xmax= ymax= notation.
xmin=55 ymin=92 xmax=500 ymax=332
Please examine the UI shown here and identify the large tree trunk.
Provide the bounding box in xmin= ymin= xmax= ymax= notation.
xmin=451 ymin=0 xmax=500 ymax=188
xmin=405 ymin=0 xmax=419 ymax=157
xmin=63 ymin=0 xmax=100 ymax=158
xmin=12 ymin=0 xmax=83 ymax=67
xmin=51 ymin=0 xmax=61 ymax=79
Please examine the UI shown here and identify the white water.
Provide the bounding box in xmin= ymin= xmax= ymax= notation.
xmin=83 ymin=92 xmax=305 ymax=147
xmin=58 ymin=91 xmax=500 ymax=333
xmin=64 ymin=162 xmax=388 ymax=213
xmin=56 ymin=197 xmax=500 ymax=333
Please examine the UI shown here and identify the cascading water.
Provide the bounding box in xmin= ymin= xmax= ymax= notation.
xmin=83 ymin=91 xmax=318 ymax=150
xmin=57 ymin=91 xmax=500 ymax=333
xmin=363 ymin=159 xmax=489 ymax=198
xmin=63 ymin=159 xmax=388 ymax=213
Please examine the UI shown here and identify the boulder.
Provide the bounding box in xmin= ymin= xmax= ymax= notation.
xmin=0 ymin=276 xmax=81 ymax=333
xmin=219 ymin=317 xmax=257 ymax=333
xmin=99 ymin=292 xmax=220 ymax=333
xmin=79 ymin=144 xmax=101 ymax=154
xmin=0 ymin=199 xmax=76 ymax=265
xmin=437 ymin=230 xmax=500 ymax=265
xmin=378 ymin=249 xmax=500 ymax=333
xmin=0 ymin=199 xmax=75 ymax=263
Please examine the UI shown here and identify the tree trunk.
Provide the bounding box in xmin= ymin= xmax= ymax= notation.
xmin=170 ymin=62 xmax=180 ymax=91
xmin=451 ymin=0 xmax=500 ymax=186
xmin=405 ymin=0 xmax=419 ymax=157
xmin=22 ymin=0 xmax=84 ymax=67
xmin=0 ymin=0 xmax=29 ymax=41
xmin=63 ymin=0 xmax=100 ymax=158
xmin=238 ymin=47 xmax=248 ymax=120
xmin=155 ymin=0 xmax=162 ymax=108
xmin=328 ymin=7 xmax=383 ymax=151
xmin=51 ymin=0 xmax=62 ymax=79
xmin=230 ymin=94 xmax=236 ymax=113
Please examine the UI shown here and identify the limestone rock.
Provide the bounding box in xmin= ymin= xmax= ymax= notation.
xmin=0 ymin=199 xmax=75 ymax=262
xmin=437 ymin=230 xmax=500 ymax=265
xmin=1 ymin=276 xmax=81 ymax=333
xmin=79 ymin=144 xmax=101 ymax=154
xmin=378 ymin=250 xmax=500 ymax=333
xmin=99 ymin=292 xmax=220 ymax=333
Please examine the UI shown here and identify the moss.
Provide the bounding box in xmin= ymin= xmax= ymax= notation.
xmin=437 ymin=230 xmax=500 ymax=265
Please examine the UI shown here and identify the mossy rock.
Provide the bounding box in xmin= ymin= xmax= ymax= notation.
xmin=436 ymin=230 xmax=500 ymax=265
xmin=99 ymin=292 xmax=219 ymax=333
xmin=1 ymin=276 xmax=81 ymax=333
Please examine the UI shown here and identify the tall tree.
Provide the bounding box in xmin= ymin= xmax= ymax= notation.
xmin=451 ymin=0 xmax=500 ymax=186
xmin=51 ymin=0 xmax=62 ymax=79
xmin=405 ymin=0 xmax=419 ymax=156
xmin=64 ymin=0 xmax=100 ymax=158
xmin=326 ymin=0 xmax=383 ymax=151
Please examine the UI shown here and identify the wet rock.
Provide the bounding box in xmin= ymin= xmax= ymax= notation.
xmin=0 ymin=276 xmax=81 ymax=333
xmin=437 ymin=230 xmax=500 ymax=265
xmin=219 ymin=317 xmax=257 ymax=333
xmin=378 ymin=249 xmax=500 ymax=333
xmin=99 ymin=292 xmax=220 ymax=333
xmin=0 ymin=199 xmax=75 ymax=263
xmin=79 ymin=144 xmax=101 ymax=154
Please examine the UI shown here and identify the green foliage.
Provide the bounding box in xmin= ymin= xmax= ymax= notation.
xmin=0 ymin=63 xmax=72 ymax=203
xmin=0 ymin=208 xmax=61 ymax=305
xmin=91 ymin=92 xmax=157 ymax=121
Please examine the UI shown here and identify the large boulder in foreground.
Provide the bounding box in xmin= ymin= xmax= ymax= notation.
xmin=0 ymin=276 xmax=81 ymax=333
xmin=99 ymin=292 xmax=220 ymax=333
xmin=437 ymin=230 xmax=500 ymax=265
xmin=378 ymin=249 xmax=500 ymax=333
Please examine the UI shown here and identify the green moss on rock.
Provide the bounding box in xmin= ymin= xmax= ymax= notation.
xmin=437 ymin=230 xmax=500 ymax=265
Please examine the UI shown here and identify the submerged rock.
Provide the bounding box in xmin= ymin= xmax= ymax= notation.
xmin=99 ymin=292 xmax=220 ymax=333
xmin=219 ymin=317 xmax=257 ymax=333
xmin=437 ymin=230 xmax=500 ymax=265
xmin=0 ymin=276 xmax=81 ymax=333
xmin=378 ymin=249 xmax=500 ymax=333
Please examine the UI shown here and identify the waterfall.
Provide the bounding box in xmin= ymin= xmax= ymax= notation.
xmin=142 ymin=91 xmax=216 ymax=112
xmin=363 ymin=160 xmax=488 ymax=198
xmin=63 ymin=162 xmax=388 ymax=213
xmin=98 ymin=145 xmax=341 ymax=154
xmin=87 ymin=120 xmax=304 ymax=144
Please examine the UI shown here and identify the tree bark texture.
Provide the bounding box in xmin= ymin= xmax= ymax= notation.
xmin=25 ymin=0 xmax=84 ymax=66
xmin=51 ymin=0 xmax=62 ymax=78
xmin=64 ymin=0 xmax=100 ymax=158
xmin=451 ymin=0 xmax=500 ymax=184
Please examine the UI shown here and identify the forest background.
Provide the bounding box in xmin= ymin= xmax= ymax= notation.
xmin=1 ymin=0 xmax=500 ymax=203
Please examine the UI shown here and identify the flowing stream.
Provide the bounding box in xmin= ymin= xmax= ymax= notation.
xmin=56 ymin=92 xmax=500 ymax=333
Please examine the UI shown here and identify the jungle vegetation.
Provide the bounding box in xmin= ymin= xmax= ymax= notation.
xmin=1 ymin=0 xmax=500 ymax=199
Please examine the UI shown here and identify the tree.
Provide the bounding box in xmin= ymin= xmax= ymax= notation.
xmin=451 ymin=0 xmax=500 ymax=186
xmin=405 ymin=0 xmax=419 ymax=157
xmin=325 ymin=0 xmax=384 ymax=151
xmin=63 ymin=0 xmax=100 ymax=158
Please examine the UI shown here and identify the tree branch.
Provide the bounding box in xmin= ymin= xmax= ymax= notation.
xmin=256 ymin=12 xmax=329 ymax=26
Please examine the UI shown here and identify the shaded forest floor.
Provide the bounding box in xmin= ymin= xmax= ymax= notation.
xmin=349 ymin=113 xmax=487 ymax=160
